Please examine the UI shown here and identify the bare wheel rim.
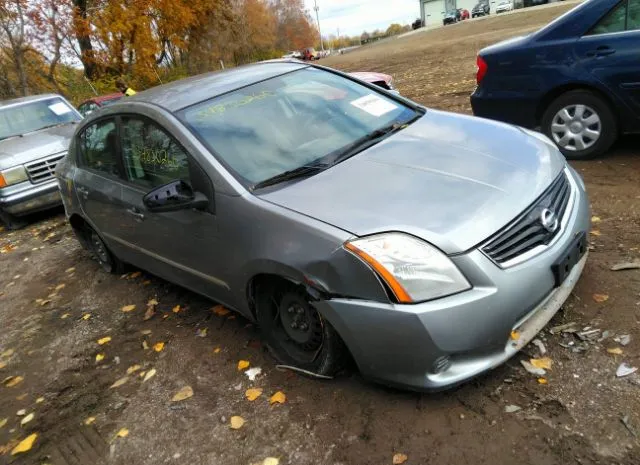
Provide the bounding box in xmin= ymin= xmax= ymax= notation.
xmin=550 ymin=104 xmax=601 ymax=152
xmin=91 ymin=232 xmax=109 ymax=264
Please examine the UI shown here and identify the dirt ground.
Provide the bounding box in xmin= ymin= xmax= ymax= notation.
xmin=2 ymin=4 xmax=640 ymax=465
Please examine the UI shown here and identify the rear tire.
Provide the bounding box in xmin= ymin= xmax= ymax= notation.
xmin=541 ymin=90 xmax=617 ymax=160
xmin=255 ymin=279 xmax=346 ymax=377
xmin=87 ymin=228 xmax=124 ymax=274
xmin=0 ymin=210 xmax=28 ymax=230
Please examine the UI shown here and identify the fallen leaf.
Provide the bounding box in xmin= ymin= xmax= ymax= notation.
xmin=590 ymin=230 xmax=601 ymax=236
xmin=213 ymin=347 xmax=221 ymax=354
xmin=65 ymin=267 xmax=75 ymax=273
xmin=20 ymin=413 xmax=34 ymax=426
xmin=245 ymin=367 xmax=262 ymax=381
xmin=3 ymin=376 xmax=24 ymax=387
xmin=110 ymin=376 xmax=129 ymax=389
xmin=11 ymin=433 xmax=37 ymax=455
xmin=245 ymin=388 xmax=263 ymax=401
xmin=0 ymin=418 xmax=6 ymax=428
xmin=393 ymin=453 xmax=408 ymax=464
xmin=126 ymin=364 xmax=142 ymax=375
xmin=139 ymin=371 xmax=146 ymax=377
xmin=82 ymin=313 xmax=91 ymax=320
xmin=121 ymin=304 xmax=136 ymax=313
xmin=142 ymin=280 xmax=151 ymax=285
xmin=212 ymin=305 xmax=230 ymax=316
xmin=0 ymin=362 xmax=5 ymax=369
xmin=60 ymin=313 xmax=70 ymax=319
xmin=16 ymin=394 xmax=27 ymax=401
xmin=505 ymin=404 xmax=521 ymax=413
xmin=537 ymin=377 xmax=548 ymax=384
xmin=520 ymin=360 xmax=546 ymax=376
xmin=147 ymin=298 xmax=158 ymax=306
xmin=529 ymin=357 xmax=552 ymax=370
xmin=143 ymin=368 xmax=156 ymax=382
xmin=230 ymin=416 xmax=245 ymax=429
xmin=262 ymin=458 xmax=279 ymax=465
xmin=39 ymin=299 xmax=51 ymax=307
xmin=116 ymin=428 xmax=129 ymax=438
xmin=237 ymin=360 xmax=250 ymax=371
xmin=35 ymin=397 xmax=44 ymax=404
xmin=510 ymin=330 xmax=520 ymax=341
xmin=142 ymin=341 xmax=149 ymax=350
xmin=17 ymin=409 xmax=26 ymax=416
xmin=592 ymin=294 xmax=609 ymax=303
xmin=269 ymin=391 xmax=286 ymax=405
xmin=591 ymin=216 xmax=601 ymax=223
xmin=84 ymin=417 xmax=96 ymax=425
xmin=140 ymin=330 xmax=152 ymax=335
xmin=0 ymin=349 xmax=14 ymax=359
xmin=129 ymin=271 xmax=142 ymax=279
xmin=153 ymin=342 xmax=165 ymax=352
xmin=97 ymin=336 xmax=112 ymax=345
xmin=196 ymin=328 xmax=207 ymax=338
xmin=95 ymin=353 xmax=105 ymax=362
xmin=172 ymin=305 xmax=182 ymax=313
xmin=171 ymin=386 xmax=193 ymax=402
xmin=607 ymin=347 xmax=623 ymax=355
xmin=55 ymin=284 xmax=65 ymax=291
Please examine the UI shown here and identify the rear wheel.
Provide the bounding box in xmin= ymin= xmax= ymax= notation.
xmin=0 ymin=210 xmax=27 ymax=230
xmin=88 ymin=228 xmax=124 ymax=274
xmin=541 ymin=90 xmax=617 ymax=160
xmin=255 ymin=279 xmax=346 ymax=377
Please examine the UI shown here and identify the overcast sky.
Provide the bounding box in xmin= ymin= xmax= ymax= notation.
xmin=303 ymin=0 xmax=421 ymax=37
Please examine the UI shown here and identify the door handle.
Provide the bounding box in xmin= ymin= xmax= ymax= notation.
xmin=586 ymin=46 xmax=615 ymax=58
xmin=126 ymin=208 xmax=145 ymax=221
xmin=76 ymin=186 xmax=89 ymax=199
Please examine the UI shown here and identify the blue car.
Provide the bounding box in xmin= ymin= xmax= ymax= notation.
xmin=471 ymin=0 xmax=640 ymax=159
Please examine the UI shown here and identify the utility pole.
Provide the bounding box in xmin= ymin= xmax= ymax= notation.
xmin=313 ymin=0 xmax=324 ymax=51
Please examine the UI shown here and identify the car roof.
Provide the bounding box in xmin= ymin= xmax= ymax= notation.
xmin=127 ymin=61 xmax=309 ymax=112
xmin=82 ymin=93 xmax=123 ymax=105
xmin=0 ymin=93 xmax=61 ymax=109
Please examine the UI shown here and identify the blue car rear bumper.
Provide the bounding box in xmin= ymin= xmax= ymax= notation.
xmin=471 ymin=88 xmax=539 ymax=129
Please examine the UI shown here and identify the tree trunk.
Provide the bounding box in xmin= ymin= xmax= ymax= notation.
xmin=71 ymin=0 xmax=97 ymax=79
xmin=12 ymin=48 xmax=28 ymax=96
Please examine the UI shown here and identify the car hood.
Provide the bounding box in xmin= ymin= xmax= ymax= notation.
xmin=260 ymin=110 xmax=565 ymax=254
xmin=0 ymin=123 xmax=76 ymax=170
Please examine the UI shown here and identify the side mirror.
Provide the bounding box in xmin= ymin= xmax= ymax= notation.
xmin=143 ymin=180 xmax=209 ymax=213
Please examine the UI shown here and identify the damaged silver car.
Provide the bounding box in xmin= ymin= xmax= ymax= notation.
xmin=57 ymin=62 xmax=589 ymax=390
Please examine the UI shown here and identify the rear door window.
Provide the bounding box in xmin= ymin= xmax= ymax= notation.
xmin=588 ymin=0 xmax=627 ymax=34
xmin=79 ymin=119 xmax=123 ymax=177
xmin=628 ymin=0 xmax=640 ymax=30
xmin=120 ymin=117 xmax=191 ymax=189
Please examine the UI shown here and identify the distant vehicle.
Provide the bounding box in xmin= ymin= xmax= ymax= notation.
xmin=78 ymin=93 xmax=123 ymax=118
xmin=282 ymin=51 xmax=302 ymax=59
xmin=495 ymin=0 xmax=514 ymax=13
xmin=443 ymin=11 xmax=458 ymax=25
xmin=348 ymin=71 xmax=400 ymax=94
xmin=0 ymin=94 xmax=81 ymax=229
xmin=471 ymin=0 xmax=640 ymax=159
xmin=301 ymin=48 xmax=319 ymax=60
xmin=472 ymin=2 xmax=490 ymax=17
xmin=412 ymin=18 xmax=424 ymax=29
xmin=458 ymin=8 xmax=470 ymax=19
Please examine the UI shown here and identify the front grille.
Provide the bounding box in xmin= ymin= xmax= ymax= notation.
xmin=24 ymin=152 xmax=65 ymax=184
xmin=482 ymin=171 xmax=571 ymax=265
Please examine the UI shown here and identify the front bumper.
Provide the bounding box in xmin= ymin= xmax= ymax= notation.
xmin=316 ymin=166 xmax=590 ymax=391
xmin=0 ymin=179 xmax=61 ymax=216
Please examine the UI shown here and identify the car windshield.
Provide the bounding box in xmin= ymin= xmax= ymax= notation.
xmin=181 ymin=67 xmax=419 ymax=187
xmin=0 ymin=97 xmax=79 ymax=141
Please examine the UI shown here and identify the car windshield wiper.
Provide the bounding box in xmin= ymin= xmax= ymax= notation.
xmin=253 ymin=162 xmax=330 ymax=190
xmin=327 ymin=119 xmax=413 ymax=166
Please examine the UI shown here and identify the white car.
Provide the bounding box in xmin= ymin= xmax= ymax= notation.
xmin=496 ymin=0 xmax=513 ymax=13
xmin=282 ymin=51 xmax=302 ymax=59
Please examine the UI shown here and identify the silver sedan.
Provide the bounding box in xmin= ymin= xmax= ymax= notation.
xmin=57 ymin=61 xmax=589 ymax=391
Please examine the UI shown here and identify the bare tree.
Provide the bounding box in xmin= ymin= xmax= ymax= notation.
xmin=0 ymin=0 xmax=29 ymax=95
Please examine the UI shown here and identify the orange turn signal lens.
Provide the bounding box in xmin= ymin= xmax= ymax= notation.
xmin=345 ymin=242 xmax=413 ymax=303
xmin=0 ymin=174 xmax=6 ymax=188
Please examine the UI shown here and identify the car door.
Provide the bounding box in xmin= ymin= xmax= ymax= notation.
xmin=575 ymin=0 xmax=640 ymax=118
xmin=73 ymin=118 xmax=132 ymax=260
xmin=116 ymin=115 xmax=231 ymax=302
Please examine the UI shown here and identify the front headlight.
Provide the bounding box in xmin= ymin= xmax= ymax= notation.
xmin=345 ymin=233 xmax=471 ymax=303
xmin=0 ymin=166 xmax=28 ymax=188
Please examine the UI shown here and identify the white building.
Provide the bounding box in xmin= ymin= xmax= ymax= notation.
xmin=419 ymin=0 xmax=486 ymax=27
